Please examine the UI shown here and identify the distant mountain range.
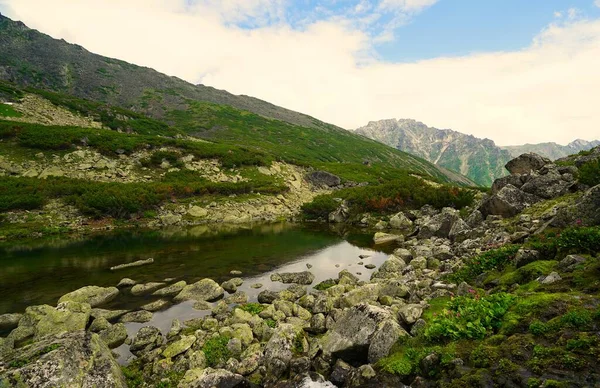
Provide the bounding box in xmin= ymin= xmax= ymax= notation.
xmin=355 ymin=119 xmax=599 ymax=187
xmin=501 ymin=140 xmax=600 ymax=160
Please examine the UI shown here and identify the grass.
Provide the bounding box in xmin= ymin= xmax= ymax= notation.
xmin=201 ymin=335 xmax=231 ymax=367
xmin=0 ymin=103 xmax=22 ymax=118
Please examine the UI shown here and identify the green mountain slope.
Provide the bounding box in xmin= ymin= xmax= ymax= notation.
xmin=0 ymin=14 xmax=474 ymax=186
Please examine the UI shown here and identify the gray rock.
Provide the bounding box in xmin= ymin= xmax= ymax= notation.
xmin=418 ymin=208 xmax=459 ymax=239
xmin=174 ymin=279 xmax=225 ymax=303
xmin=270 ymin=271 xmax=315 ymax=285
xmin=58 ymin=286 xmax=119 ymax=308
xmin=552 ymin=184 xmax=600 ymax=227
xmin=116 ymin=278 xmax=136 ymax=288
xmin=514 ymin=249 xmax=541 ymax=268
xmin=505 ymin=153 xmax=551 ymax=175
xmin=389 ymin=212 xmax=413 ymax=229
xmin=110 ymin=258 xmax=154 ymax=271
xmin=306 ymin=171 xmax=341 ymax=188
xmin=99 ymin=323 xmax=128 ymax=348
xmin=0 ymin=313 xmax=21 ymax=331
xmin=398 ymin=304 xmax=424 ymax=325
xmin=221 ymin=280 xmax=238 ymax=294
xmin=258 ymin=290 xmax=280 ymax=304
xmin=179 ymin=367 xmax=244 ymax=388
xmin=250 ymin=283 xmax=263 ymax=289
xmin=538 ymin=272 xmax=562 ymax=285
xmin=129 ymin=326 xmax=164 ymax=356
xmin=466 ymin=210 xmax=484 ymax=228
xmin=14 ymin=302 xmax=91 ymax=342
xmin=373 ymin=232 xmax=402 ymax=244
xmin=230 ymin=270 xmax=243 ymax=276
xmin=368 ymin=319 xmax=409 ymax=363
xmin=119 ymin=310 xmax=153 ymax=323
xmin=0 ymin=331 xmax=126 ymax=387
xmin=491 ymin=174 xmax=525 ymax=194
xmin=131 ymin=282 xmax=166 ymax=296
xmin=329 ymin=203 xmax=349 ymax=223
xmin=141 ymin=299 xmax=172 ymax=312
xmin=559 ymin=254 xmax=587 ymax=271
xmin=320 ymin=304 xmax=393 ymax=363
xmin=263 ymin=324 xmax=306 ymax=378
xmin=479 ymin=184 xmax=542 ymax=218
xmin=370 ymin=255 xmax=406 ymax=280
xmin=521 ymin=170 xmax=574 ymax=199
xmin=152 ymin=280 xmax=187 ymax=297
xmin=329 ymin=359 xmax=354 ymax=387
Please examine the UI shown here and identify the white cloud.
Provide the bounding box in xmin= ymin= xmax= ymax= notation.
xmin=2 ymin=0 xmax=600 ymax=146
xmin=596 ymin=0 xmax=600 ymax=9
xmin=379 ymin=0 xmax=439 ymax=13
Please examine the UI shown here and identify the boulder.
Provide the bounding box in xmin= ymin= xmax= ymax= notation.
xmin=162 ymin=335 xmax=196 ymax=359
xmin=371 ymin=255 xmax=406 ymax=280
xmin=116 ymin=278 xmax=136 ymax=288
xmin=520 ymin=170 xmax=574 ymax=199
xmin=263 ymin=324 xmax=307 ymax=378
xmin=389 ymin=212 xmax=413 ymax=230
xmin=174 ymin=279 xmax=224 ymax=303
xmin=339 ymin=284 xmax=381 ymax=308
xmin=120 ymin=310 xmax=153 ymax=323
xmin=270 ymin=271 xmax=315 ymax=285
xmin=152 ymin=280 xmax=187 ymax=297
xmin=306 ymin=171 xmax=341 ymax=188
xmin=538 ymin=272 xmax=562 ymax=285
xmin=99 ymin=323 xmax=128 ymax=349
xmin=258 ymin=290 xmax=280 ymax=304
xmin=0 ymin=313 xmax=22 ymax=331
xmin=320 ymin=303 xmax=395 ymax=364
xmin=505 ymin=153 xmax=551 ymax=175
xmin=178 ymin=367 xmax=244 ymax=388
xmin=514 ymin=249 xmax=541 ymax=268
xmin=398 ymin=304 xmax=424 ymax=325
xmin=418 ymin=208 xmax=459 ymax=239
xmin=552 ymin=184 xmax=600 ymax=227
xmin=373 ymin=232 xmax=402 ymax=244
xmin=129 ymin=326 xmax=164 ymax=356
xmin=479 ymin=184 xmax=542 ymax=218
xmin=14 ymin=302 xmax=91 ymax=341
xmin=131 ymin=282 xmax=166 ymax=296
xmin=0 ymin=331 xmax=126 ymax=388
xmin=329 ymin=203 xmax=349 ymax=223
xmin=368 ymin=319 xmax=409 ymax=363
xmin=58 ymin=286 xmax=119 ymax=308
xmin=491 ymin=174 xmax=525 ymax=194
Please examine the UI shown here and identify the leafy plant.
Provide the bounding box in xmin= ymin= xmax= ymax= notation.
xmin=425 ymin=292 xmax=514 ymax=342
xmin=578 ymin=158 xmax=600 ymax=187
xmin=449 ymin=245 xmax=520 ymax=283
xmin=201 ymin=335 xmax=231 ymax=367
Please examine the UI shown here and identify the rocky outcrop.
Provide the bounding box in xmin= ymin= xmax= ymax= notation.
xmin=480 ymin=153 xmax=577 ymax=218
xmin=306 ymin=171 xmax=341 ymax=188
xmin=0 ymin=331 xmax=126 ymax=387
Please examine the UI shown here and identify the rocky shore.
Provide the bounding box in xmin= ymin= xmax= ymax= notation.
xmin=1 ymin=151 xmax=599 ymax=387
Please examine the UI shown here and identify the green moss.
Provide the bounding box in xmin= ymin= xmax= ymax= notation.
xmin=238 ymin=303 xmax=264 ymax=315
xmin=313 ymin=278 xmax=337 ymax=291
xmin=265 ymin=318 xmax=276 ymax=328
xmin=201 ymin=335 xmax=231 ymax=367
xmin=0 ymin=104 xmax=22 ymax=118
xmin=498 ymin=261 xmax=557 ymax=286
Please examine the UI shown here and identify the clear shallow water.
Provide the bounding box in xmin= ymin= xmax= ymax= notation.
xmin=0 ymin=223 xmax=392 ymax=364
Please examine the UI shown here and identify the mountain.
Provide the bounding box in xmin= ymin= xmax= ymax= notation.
xmin=501 ymin=139 xmax=600 ymax=160
xmin=355 ymin=119 xmax=512 ymax=186
xmin=0 ymin=13 xmax=474 ymax=186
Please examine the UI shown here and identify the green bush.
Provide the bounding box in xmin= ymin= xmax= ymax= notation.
xmin=578 ymin=158 xmax=600 ymax=187
xmin=556 ymin=227 xmax=600 ymax=257
xmin=301 ymin=195 xmax=339 ymax=220
xmin=449 ymin=245 xmax=520 ymax=283
xmin=425 ymin=292 xmax=514 ymax=342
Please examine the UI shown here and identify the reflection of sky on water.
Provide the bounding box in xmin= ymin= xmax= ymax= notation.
xmin=116 ymin=240 xmax=389 ymax=364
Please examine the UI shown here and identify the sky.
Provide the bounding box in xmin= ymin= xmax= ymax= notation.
xmin=1 ymin=0 xmax=600 ymax=146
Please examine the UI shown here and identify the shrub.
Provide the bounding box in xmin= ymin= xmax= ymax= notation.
xmin=449 ymin=245 xmax=520 ymax=283
xmin=556 ymin=227 xmax=600 ymax=257
xmin=301 ymin=195 xmax=338 ymax=220
xmin=425 ymin=292 xmax=514 ymax=342
xmin=578 ymin=158 xmax=600 ymax=187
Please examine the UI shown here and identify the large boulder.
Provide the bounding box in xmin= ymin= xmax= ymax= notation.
xmin=58 ymin=286 xmax=119 ymax=308
xmin=329 ymin=202 xmax=349 ymax=223
xmin=129 ymin=326 xmax=165 ymax=356
xmin=306 ymin=171 xmax=341 ymax=188
xmin=505 ymin=153 xmax=551 ymax=175
xmin=389 ymin=212 xmax=413 ymax=230
xmin=552 ymin=184 xmax=600 ymax=227
xmin=520 ymin=170 xmax=575 ymax=199
xmin=320 ymin=304 xmax=397 ymax=364
xmin=368 ymin=319 xmax=409 ymax=363
xmin=479 ymin=184 xmax=542 ymax=218
xmin=270 ymin=271 xmax=315 ymax=285
xmin=418 ymin=208 xmax=459 ymax=239
xmin=174 ymin=279 xmax=224 ymax=303
xmin=263 ymin=324 xmax=307 ymax=378
xmin=0 ymin=313 xmax=22 ymax=332
xmin=370 ymin=255 xmax=406 ymax=280
xmin=491 ymin=174 xmax=525 ymax=194
xmin=10 ymin=302 xmax=91 ymax=342
xmin=0 ymin=331 xmax=126 ymax=387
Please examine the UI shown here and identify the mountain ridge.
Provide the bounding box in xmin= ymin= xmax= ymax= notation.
xmin=501 ymin=139 xmax=600 ymax=160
